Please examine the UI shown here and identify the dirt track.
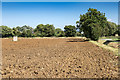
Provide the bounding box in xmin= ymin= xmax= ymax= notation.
xmin=1 ymin=38 xmax=118 ymax=78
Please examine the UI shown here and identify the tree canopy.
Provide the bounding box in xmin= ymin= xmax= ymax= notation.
xmin=13 ymin=25 xmax=33 ymax=37
xmin=76 ymin=8 xmax=118 ymax=41
xmin=55 ymin=28 xmax=65 ymax=37
xmin=1 ymin=26 xmax=13 ymax=37
xmin=34 ymin=24 xmax=55 ymax=37
xmin=64 ymin=25 xmax=76 ymax=37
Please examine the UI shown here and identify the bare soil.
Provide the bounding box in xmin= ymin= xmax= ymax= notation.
xmin=1 ymin=38 xmax=118 ymax=78
xmin=108 ymin=42 xmax=119 ymax=48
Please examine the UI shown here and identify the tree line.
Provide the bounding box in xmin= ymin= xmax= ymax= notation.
xmin=0 ymin=8 xmax=119 ymax=41
xmin=0 ymin=24 xmax=77 ymax=38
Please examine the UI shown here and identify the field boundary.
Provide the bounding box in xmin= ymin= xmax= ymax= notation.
xmin=2 ymin=37 xmax=87 ymax=39
xmin=89 ymin=41 xmax=118 ymax=55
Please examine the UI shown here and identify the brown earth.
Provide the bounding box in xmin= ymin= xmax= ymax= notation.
xmin=108 ymin=42 xmax=119 ymax=48
xmin=1 ymin=38 xmax=118 ymax=78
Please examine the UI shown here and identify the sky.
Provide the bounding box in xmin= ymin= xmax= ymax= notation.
xmin=1 ymin=0 xmax=120 ymax=2
xmin=1 ymin=2 xmax=118 ymax=30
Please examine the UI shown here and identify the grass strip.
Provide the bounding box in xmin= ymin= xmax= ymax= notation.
xmin=89 ymin=40 xmax=119 ymax=56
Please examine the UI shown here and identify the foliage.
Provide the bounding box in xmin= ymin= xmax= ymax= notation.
xmin=89 ymin=23 xmax=102 ymax=41
xmin=64 ymin=25 xmax=76 ymax=37
xmin=34 ymin=24 xmax=55 ymax=37
xmin=12 ymin=27 xmax=21 ymax=36
xmin=55 ymin=28 xmax=65 ymax=37
xmin=77 ymin=8 xmax=108 ymax=41
xmin=13 ymin=25 xmax=33 ymax=37
xmin=115 ymin=25 xmax=120 ymax=36
xmin=118 ymin=25 xmax=120 ymax=36
xmin=107 ymin=22 xmax=118 ymax=36
xmin=0 ymin=26 xmax=13 ymax=37
xmin=76 ymin=32 xmax=81 ymax=36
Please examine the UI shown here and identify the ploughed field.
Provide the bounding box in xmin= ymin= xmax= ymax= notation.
xmin=2 ymin=38 xmax=118 ymax=78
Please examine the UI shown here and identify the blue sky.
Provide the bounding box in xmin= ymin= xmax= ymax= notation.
xmin=2 ymin=2 xmax=118 ymax=29
xmin=2 ymin=0 xmax=120 ymax=2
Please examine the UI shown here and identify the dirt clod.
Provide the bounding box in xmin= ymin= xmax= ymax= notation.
xmin=2 ymin=38 xmax=118 ymax=78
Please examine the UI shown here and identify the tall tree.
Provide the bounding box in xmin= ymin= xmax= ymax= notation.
xmin=77 ymin=8 xmax=108 ymax=41
xmin=107 ymin=22 xmax=118 ymax=36
xmin=118 ymin=25 xmax=120 ymax=36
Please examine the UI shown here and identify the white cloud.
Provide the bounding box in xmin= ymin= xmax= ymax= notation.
xmin=107 ymin=19 xmax=112 ymax=21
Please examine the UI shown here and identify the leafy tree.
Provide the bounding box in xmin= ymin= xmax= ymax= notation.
xmin=0 ymin=26 xmax=13 ymax=37
xmin=107 ymin=22 xmax=118 ymax=36
xmin=77 ymin=8 xmax=108 ymax=41
xmin=118 ymin=25 xmax=120 ymax=36
xmin=12 ymin=28 xmax=20 ymax=36
xmin=22 ymin=25 xmax=33 ymax=31
xmin=76 ymin=32 xmax=81 ymax=36
xmin=26 ymin=30 xmax=33 ymax=37
xmin=16 ymin=26 xmax=23 ymax=33
xmin=34 ymin=24 xmax=55 ymax=37
xmin=64 ymin=25 xmax=76 ymax=37
xmin=0 ymin=26 xmax=2 ymax=37
xmin=89 ymin=23 xmax=102 ymax=41
xmin=55 ymin=28 xmax=65 ymax=37
xmin=14 ymin=25 xmax=33 ymax=37
xmin=114 ymin=25 xmax=120 ymax=36
xmin=21 ymin=30 xmax=33 ymax=37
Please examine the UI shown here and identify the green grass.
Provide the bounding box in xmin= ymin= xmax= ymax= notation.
xmin=100 ymin=36 xmax=119 ymax=40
